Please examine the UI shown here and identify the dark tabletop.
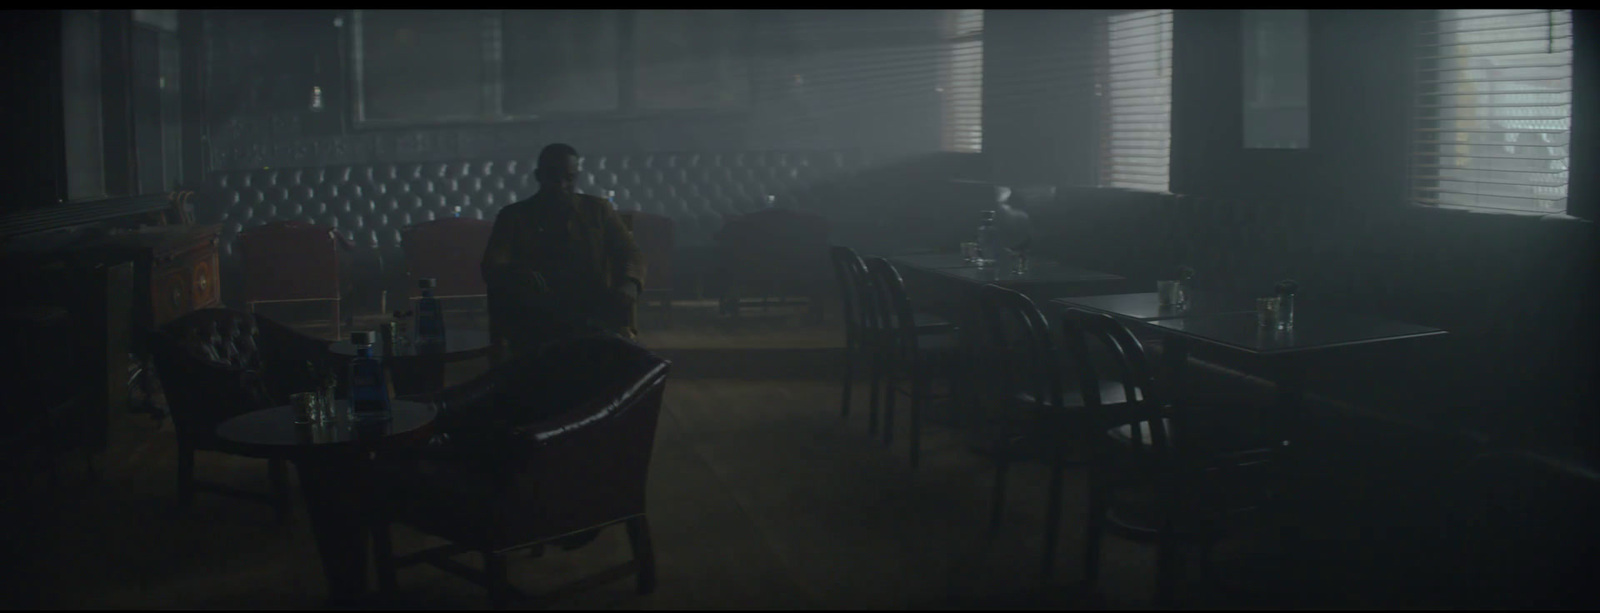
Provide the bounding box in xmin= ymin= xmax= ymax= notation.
xmin=329 ymin=328 xmax=492 ymax=357
xmin=1142 ymin=308 xmax=1447 ymax=356
xmin=1051 ymin=291 xmax=1260 ymax=321
xmin=887 ymin=252 xmax=981 ymax=271
xmin=216 ymin=400 xmax=437 ymax=451
xmin=921 ymin=259 xmax=1125 ymax=287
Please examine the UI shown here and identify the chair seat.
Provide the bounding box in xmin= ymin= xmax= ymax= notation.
xmin=1106 ymin=406 xmax=1279 ymax=457
xmin=913 ymin=312 xmax=956 ymax=333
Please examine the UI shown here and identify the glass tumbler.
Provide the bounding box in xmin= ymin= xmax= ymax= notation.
xmin=1256 ymin=297 xmax=1280 ymax=328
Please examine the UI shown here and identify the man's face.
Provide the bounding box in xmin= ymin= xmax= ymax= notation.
xmin=539 ymin=155 xmax=580 ymax=195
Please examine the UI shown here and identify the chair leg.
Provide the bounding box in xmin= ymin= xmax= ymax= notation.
xmin=268 ymin=458 xmax=290 ymax=524
xmin=332 ymin=300 xmax=341 ymax=341
xmin=373 ymin=521 xmax=398 ymax=595
xmin=1040 ymin=443 xmax=1069 ymax=585
xmin=840 ymin=340 xmax=855 ymax=419
xmin=989 ymin=436 xmax=1012 ymax=536
xmin=176 ymin=441 xmax=196 ymax=509
xmin=1155 ymin=529 xmax=1183 ymax=608
xmin=627 ymin=516 xmax=658 ymax=595
xmin=881 ymin=359 xmax=898 ymax=448
xmin=483 ymin=550 xmax=510 ymax=608
xmin=867 ymin=345 xmax=883 ymax=437
xmin=909 ymin=359 xmax=927 ymax=469
xmin=1083 ymin=477 xmax=1109 ymax=590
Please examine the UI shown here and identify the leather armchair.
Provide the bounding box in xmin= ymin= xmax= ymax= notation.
xmin=149 ymin=308 xmax=333 ymax=521
xmin=373 ymin=334 xmax=671 ymax=606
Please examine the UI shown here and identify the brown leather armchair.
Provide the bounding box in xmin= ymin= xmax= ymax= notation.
xmin=372 ymin=335 xmax=671 ymax=606
xmin=149 ymin=309 xmax=334 ymax=521
xmin=237 ymin=220 xmax=350 ymax=339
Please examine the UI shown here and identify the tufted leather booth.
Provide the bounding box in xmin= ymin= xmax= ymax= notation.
xmin=202 ymin=151 xmax=866 ymax=306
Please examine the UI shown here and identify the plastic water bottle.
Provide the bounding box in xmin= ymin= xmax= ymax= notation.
xmin=975 ymin=210 xmax=999 ymax=267
xmin=414 ymin=278 xmax=447 ymax=354
xmin=347 ymin=331 xmax=392 ymax=423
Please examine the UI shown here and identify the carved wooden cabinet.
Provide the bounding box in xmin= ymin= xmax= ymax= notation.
xmin=145 ymin=225 xmax=222 ymax=326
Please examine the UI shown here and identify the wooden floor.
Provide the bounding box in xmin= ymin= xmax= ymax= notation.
xmin=5 ymin=303 xmax=1414 ymax=609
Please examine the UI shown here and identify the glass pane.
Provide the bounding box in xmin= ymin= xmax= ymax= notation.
xmin=1242 ymin=9 xmax=1309 ymax=149
xmin=501 ymin=10 xmax=620 ymax=115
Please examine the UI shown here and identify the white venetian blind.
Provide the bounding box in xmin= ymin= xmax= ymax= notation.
xmin=1412 ymin=9 xmax=1573 ymax=214
xmin=1098 ymin=9 xmax=1173 ymax=192
xmin=941 ymin=9 xmax=983 ymax=152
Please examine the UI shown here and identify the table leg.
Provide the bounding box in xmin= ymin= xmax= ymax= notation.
xmin=1271 ymin=356 xmax=1311 ymax=603
xmin=1159 ymin=334 xmax=1191 ymax=405
xmin=295 ymin=454 xmax=374 ymax=607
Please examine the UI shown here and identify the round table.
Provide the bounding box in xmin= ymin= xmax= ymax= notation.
xmin=216 ymin=401 xmax=437 ymax=605
xmin=328 ymin=328 xmax=492 ymax=358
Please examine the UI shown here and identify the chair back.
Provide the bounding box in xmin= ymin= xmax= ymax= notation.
xmin=401 ymin=217 xmax=495 ymax=298
xmin=410 ymin=335 xmax=671 ymax=547
xmin=619 ymin=211 xmax=675 ymax=292
xmin=149 ymin=309 xmax=272 ymax=443
xmin=977 ymin=284 xmax=1062 ymax=412
xmin=1059 ymin=308 xmax=1173 ymax=456
xmin=830 ymin=246 xmax=874 ymax=344
xmin=863 ymin=257 xmax=918 ymax=352
xmin=237 ymin=221 xmax=343 ymax=303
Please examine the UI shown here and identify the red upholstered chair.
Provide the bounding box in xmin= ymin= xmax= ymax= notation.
xmin=712 ymin=208 xmax=832 ymax=320
xmin=618 ymin=211 xmax=675 ymax=322
xmin=400 ymin=218 xmax=496 ymax=317
xmin=238 ymin=221 xmax=349 ymax=340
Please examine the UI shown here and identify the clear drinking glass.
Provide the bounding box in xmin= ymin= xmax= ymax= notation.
xmin=291 ymin=392 xmax=318 ymax=425
xmin=1157 ymin=280 xmax=1184 ymax=306
xmin=1256 ymin=296 xmax=1280 ymax=328
xmin=960 ymin=241 xmax=979 ymax=263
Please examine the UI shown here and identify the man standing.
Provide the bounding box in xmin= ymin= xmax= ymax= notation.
xmin=481 ymin=143 xmax=646 ymax=361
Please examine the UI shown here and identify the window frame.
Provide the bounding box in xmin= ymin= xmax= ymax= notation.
xmin=939 ymin=9 xmax=983 ymax=153
xmin=346 ymin=9 xmax=755 ymax=130
xmin=1407 ymin=8 xmax=1575 ymax=218
xmin=1095 ymin=8 xmax=1175 ymax=194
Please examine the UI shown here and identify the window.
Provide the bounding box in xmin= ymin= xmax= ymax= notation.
xmin=1098 ymin=9 xmax=1173 ymax=192
xmin=940 ymin=9 xmax=983 ymax=153
xmin=1412 ymin=9 xmax=1572 ymax=214
xmin=350 ymin=10 xmax=752 ymax=126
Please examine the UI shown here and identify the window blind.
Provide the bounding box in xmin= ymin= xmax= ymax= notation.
xmin=941 ymin=9 xmax=983 ymax=153
xmin=1412 ymin=9 xmax=1573 ymax=214
xmin=1098 ymin=9 xmax=1173 ymax=192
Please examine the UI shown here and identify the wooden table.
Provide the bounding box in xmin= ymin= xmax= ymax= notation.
xmin=216 ymin=401 xmax=437 ymax=606
xmin=1137 ymin=307 xmax=1446 ymax=599
xmin=328 ymin=328 xmax=492 ymax=358
xmin=1049 ymin=291 xmax=1259 ymax=322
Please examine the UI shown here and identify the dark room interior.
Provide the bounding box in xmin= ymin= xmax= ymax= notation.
xmin=2 ymin=8 xmax=1596 ymax=610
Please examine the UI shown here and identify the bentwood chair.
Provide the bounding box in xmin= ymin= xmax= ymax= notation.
xmin=1059 ymin=308 xmax=1278 ymax=606
xmin=862 ymin=257 xmax=961 ymax=469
